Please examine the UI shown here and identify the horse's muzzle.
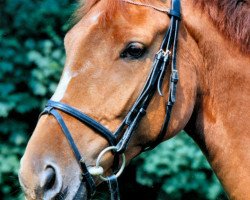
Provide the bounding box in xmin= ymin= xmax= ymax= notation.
xmin=19 ymin=162 xmax=63 ymax=200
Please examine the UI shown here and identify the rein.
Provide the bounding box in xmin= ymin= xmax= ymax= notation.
xmin=40 ymin=0 xmax=181 ymax=199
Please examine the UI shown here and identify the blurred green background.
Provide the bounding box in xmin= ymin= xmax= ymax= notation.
xmin=0 ymin=0 xmax=227 ymax=199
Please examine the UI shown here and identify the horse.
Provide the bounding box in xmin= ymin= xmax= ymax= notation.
xmin=18 ymin=0 xmax=250 ymax=199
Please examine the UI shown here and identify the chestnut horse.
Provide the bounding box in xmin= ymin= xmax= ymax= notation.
xmin=19 ymin=0 xmax=250 ymax=199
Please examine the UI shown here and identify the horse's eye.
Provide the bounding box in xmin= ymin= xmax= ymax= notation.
xmin=120 ymin=42 xmax=146 ymax=59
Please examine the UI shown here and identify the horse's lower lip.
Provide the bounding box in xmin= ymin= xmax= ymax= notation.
xmin=54 ymin=182 xmax=86 ymax=200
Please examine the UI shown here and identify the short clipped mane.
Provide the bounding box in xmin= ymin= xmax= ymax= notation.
xmin=75 ymin=0 xmax=250 ymax=54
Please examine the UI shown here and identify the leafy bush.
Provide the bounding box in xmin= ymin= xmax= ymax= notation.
xmin=0 ymin=0 xmax=75 ymax=199
xmin=0 ymin=0 xmax=226 ymax=199
xmin=134 ymin=132 xmax=227 ymax=200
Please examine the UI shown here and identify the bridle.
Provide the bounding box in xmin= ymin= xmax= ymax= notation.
xmin=40 ymin=0 xmax=181 ymax=199
xmin=41 ymin=0 xmax=180 ymax=198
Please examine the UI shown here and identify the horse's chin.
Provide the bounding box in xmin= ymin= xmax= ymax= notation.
xmin=72 ymin=181 xmax=88 ymax=200
xmin=22 ymin=183 xmax=87 ymax=200
xmin=57 ymin=181 xmax=87 ymax=200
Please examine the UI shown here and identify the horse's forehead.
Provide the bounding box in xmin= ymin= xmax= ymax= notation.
xmin=83 ymin=7 xmax=164 ymax=44
xmin=64 ymin=2 xmax=170 ymax=67
xmin=79 ymin=2 xmax=158 ymax=32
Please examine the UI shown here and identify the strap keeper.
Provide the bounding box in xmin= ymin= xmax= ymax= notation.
xmin=167 ymin=101 xmax=173 ymax=107
xmin=171 ymin=70 xmax=179 ymax=83
xmin=44 ymin=106 xmax=53 ymax=114
xmin=168 ymin=9 xmax=181 ymax=20
xmin=156 ymin=49 xmax=165 ymax=60
xmin=163 ymin=50 xmax=171 ymax=62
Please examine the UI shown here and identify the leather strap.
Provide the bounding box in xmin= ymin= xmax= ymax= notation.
xmin=172 ymin=0 xmax=181 ymax=19
xmin=142 ymin=0 xmax=181 ymax=151
xmin=115 ymin=49 xmax=169 ymax=153
xmin=45 ymin=100 xmax=117 ymax=147
xmin=116 ymin=2 xmax=181 ymax=152
xmin=40 ymin=108 xmax=96 ymax=198
xmin=107 ymin=175 xmax=120 ymax=200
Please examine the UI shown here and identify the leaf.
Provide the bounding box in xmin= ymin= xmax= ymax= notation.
xmin=135 ymin=132 xmax=226 ymax=199
xmin=0 ymin=61 xmax=14 ymax=73
xmin=0 ymin=102 xmax=15 ymax=117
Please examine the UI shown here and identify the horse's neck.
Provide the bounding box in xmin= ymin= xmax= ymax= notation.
xmin=182 ymin=1 xmax=250 ymax=199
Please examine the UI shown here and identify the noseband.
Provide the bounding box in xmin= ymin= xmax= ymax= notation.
xmin=40 ymin=0 xmax=181 ymax=199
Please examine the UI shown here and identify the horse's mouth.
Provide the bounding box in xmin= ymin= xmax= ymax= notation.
xmin=54 ymin=181 xmax=87 ymax=200
xmin=72 ymin=181 xmax=87 ymax=200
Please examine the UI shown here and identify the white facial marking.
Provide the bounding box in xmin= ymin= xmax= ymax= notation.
xmin=51 ymin=71 xmax=72 ymax=101
xmin=90 ymin=12 xmax=102 ymax=23
xmin=51 ymin=12 xmax=101 ymax=102
xmin=71 ymin=61 xmax=92 ymax=78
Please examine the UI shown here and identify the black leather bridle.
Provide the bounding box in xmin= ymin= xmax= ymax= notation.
xmin=40 ymin=0 xmax=181 ymax=199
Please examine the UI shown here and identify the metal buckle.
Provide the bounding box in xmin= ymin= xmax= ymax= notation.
xmin=156 ymin=49 xmax=171 ymax=60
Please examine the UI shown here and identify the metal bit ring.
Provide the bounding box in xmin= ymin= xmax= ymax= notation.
xmin=95 ymin=146 xmax=126 ymax=181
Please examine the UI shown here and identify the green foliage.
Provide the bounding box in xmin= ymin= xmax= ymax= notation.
xmin=0 ymin=0 xmax=75 ymax=199
xmin=0 ymin=0 xmax=226 ymax=200
xmin=135 ymin=132 xmax=227 ymax=200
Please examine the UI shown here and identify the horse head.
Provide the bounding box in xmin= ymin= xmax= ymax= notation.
xmin=19 ymin=0 xmax=250 ymax=199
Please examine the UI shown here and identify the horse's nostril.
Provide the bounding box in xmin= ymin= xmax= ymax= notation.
xmin=40 ymin=165 xmax=62 ymax=199
xmin=43 ymin=167 xmax=56 ymax=191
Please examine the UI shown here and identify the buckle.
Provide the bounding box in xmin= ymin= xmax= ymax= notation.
xmin=156 ymin=49 xmax=171 ymax=60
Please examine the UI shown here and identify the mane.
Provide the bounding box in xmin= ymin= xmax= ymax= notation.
xmin=75 ymin=0 xmax=250 ymax=54
xmin=193 ymin=0 xmax=250 ymax=54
